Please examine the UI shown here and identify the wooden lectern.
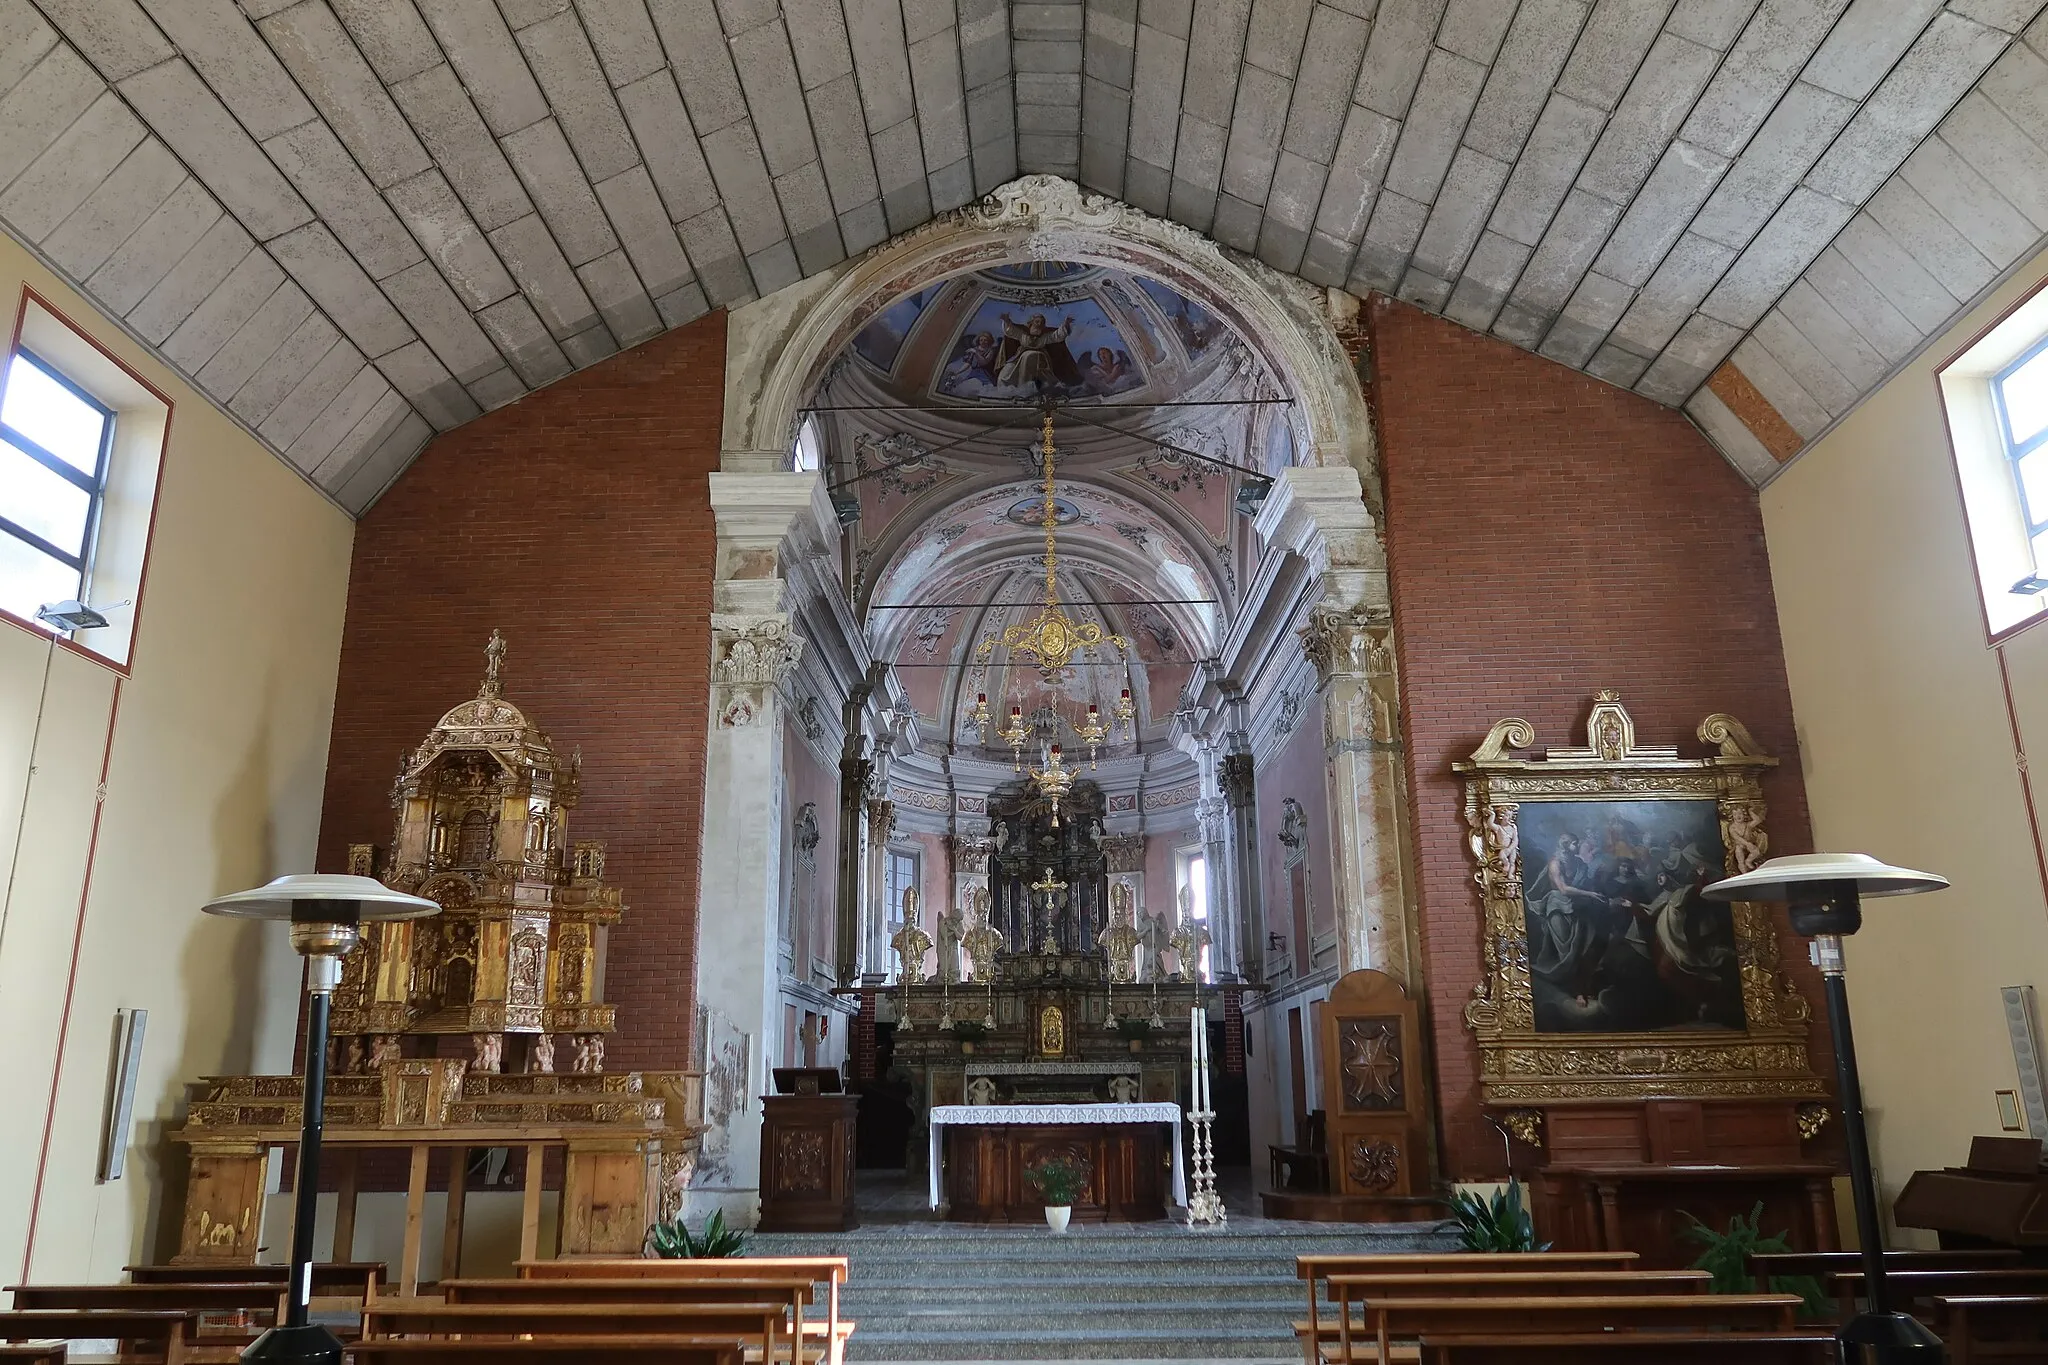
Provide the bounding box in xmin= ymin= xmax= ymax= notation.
xmin=758 ymin=1068 xmax=859 ymax=1232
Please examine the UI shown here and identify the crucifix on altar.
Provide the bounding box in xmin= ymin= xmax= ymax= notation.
xmin=1030 ymin=866 xmax=1067 ymax=955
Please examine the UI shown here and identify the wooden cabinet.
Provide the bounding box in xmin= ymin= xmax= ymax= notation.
xmin=758 ymin=1094 xmax=859 ymax=1232
xmin=942 ymin=1123 xmax=1167 ymax=1223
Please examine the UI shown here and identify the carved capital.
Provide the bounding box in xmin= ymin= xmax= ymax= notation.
xmin=1101 ymin=833 xmax=1147 ymax=874
xmin=1300 ymin=603 xmax=1394 ymax=685
xmin=1218 ymin=752 xmax=1256 ymax=809
xmin=711 ymin=614 xmax=805 ymax=727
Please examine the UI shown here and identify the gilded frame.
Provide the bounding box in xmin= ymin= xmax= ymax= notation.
xmin=1457 ymin=691 xmax=1824 ymax=1105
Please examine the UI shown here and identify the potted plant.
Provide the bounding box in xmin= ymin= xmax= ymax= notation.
xmin=1446 ymin=1178 xmax=1548 ymax=1252
xmin=644 ymin=1208 xmax=748 ymax=1258
xmin=1682 ymin=1203 xmax=1828 ymax=1318
xmin=1024 ymin=1153 xmax=1091 ymax=1233
xmin=1115 ymin=1016 xmax=1153 ymax=1053
xmin=951 ymin=1019 xmax=988 ymax=1054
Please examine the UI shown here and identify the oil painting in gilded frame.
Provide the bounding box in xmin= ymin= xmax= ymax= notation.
xmin=1456 ymin=691 xmax=1825 ymax=1106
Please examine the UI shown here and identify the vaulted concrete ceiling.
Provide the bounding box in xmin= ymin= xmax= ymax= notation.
xmin=2 ymin=0 xmax=2045 ymax=511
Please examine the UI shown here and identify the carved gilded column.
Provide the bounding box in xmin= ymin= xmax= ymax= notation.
xmin=1301 ymin=602 xmax=1419 ymax=988
xmin=863 ymin=793 xmax=894 ymax=975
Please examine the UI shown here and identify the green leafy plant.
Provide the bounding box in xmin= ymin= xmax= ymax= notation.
xmin=1114 ymin=1016 xmax=1154 ymax=1041
xmin=645 ymin=1208 xmax=749 ymax=1259
xmin=1680 ymin=1202 xmax=1828 ymax=1319
xmin=1447 ymin=1179 xmax=1549 ymax=1252
xmin=1024 ymin=1153 xmax=1092 ymax=1207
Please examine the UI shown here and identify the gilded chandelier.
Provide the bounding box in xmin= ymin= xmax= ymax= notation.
xmin=963 ymin=411 xmax=1140 ymax=821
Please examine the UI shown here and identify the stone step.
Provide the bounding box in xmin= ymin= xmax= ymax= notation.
xmin=841 ymin=1301 xmax=1296 ymax=1333
xmin=844 ymin=1324 xmax=1298 ymax=1361
xmin=835 ymin=1276 xmax=1300 ymax=1305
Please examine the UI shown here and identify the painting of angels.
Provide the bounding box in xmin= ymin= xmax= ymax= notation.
xmin=1514 ymin=798 xmax=1745 ymax=1035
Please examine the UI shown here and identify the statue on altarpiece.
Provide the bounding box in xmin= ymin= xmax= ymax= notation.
xmin=1096 ymin=883 xmax=1142 ymax=984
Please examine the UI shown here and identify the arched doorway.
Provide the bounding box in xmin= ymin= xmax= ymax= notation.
xmin=689 ymin=177 xmax=1423 ymax=1224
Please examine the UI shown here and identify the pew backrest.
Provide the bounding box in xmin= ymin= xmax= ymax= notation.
xmin=1415 ymin=1331 xmax=1838 ymax=1365
xmin=1750 ymin=1250 xmax=2021 ymax=1279
xmin=8 ymin=1281 xmax=281 ymax=1315
xmin=362 ymin=1296 xmax=784 ymax=1362
xmin=124 ymin=1262 xmax=382 ymax=1298
xmin=1295 ymin=1251 xmax=1643 ymax=1362
xmin=0 ymin=1308 xmax=197 ymax=1364
xmin=347 ymin=1333 xmax=745 ymax=1365
xmin=1337 ymin=1293 xmax=1803 ymax=1365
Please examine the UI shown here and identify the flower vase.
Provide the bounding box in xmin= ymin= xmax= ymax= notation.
xmin=1044 ymin=1205 xmax=1071 ymax=1233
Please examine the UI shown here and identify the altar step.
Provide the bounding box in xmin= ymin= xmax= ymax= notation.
xmin=752 ymin=1217 xmax=1458 ymax=1360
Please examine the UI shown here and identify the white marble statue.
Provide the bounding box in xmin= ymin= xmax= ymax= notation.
xmin=1137 ymin=904 xmax=1171 ymax=983
xmin=935 ymin=899 xmax=964 ymax=985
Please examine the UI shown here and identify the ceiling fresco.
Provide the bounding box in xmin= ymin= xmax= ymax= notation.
xmin=817 ymin=261 xmax=1289 ymax=772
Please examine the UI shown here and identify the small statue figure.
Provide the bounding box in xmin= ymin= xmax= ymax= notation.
xmin=1108 ymin=1074 xmax=1140 ymax=1103
xmin=1137 ymin=905 xmax=1171 ymax=983
xmin=572 ymin=1033 xmax=605 ymax=1073
xmin=531 ymin=1033 xmax=556 ymax=1074
xmin=1096 ymin=883 xmax=1142 ymax=984
xmin=1170 ymin=916 xmax=1212 ymax=981
xmin=472 ymin=1032 xmax=503 ymax=1074
xmin=368 ymin=1034 xmax=402 ymax=1069
xmin=962 ymin=887 xmax=1004 ymax=983
xmin=341 ymin=1035 xmax=366 ymax=1074
xmin=892 ymin=899 xmax=933 ymax=986
xmin=935 ymin=898 xmax=964 ymax=986
xmin=966 ymin=1076 xmax=998 ymax=1106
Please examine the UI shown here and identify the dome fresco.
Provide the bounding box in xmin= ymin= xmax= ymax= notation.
xmin=812 ymin=259 xmax=1294 ymax=769
xmin=847 ymin=264 xmax=1239 ymax=403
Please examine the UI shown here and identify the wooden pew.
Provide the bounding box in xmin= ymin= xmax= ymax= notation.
xmin=347 ymin=1336 xmax=745 ymax=1365
xmin=1297 ymin=1270 xmax=1710 ymax=1358
xmin=1931 ymin=1294 xmax=2048 ymax=1364
xmin=512 ymin=1257 xmax=850 ymax=1365
xmin=0 ymin=1308 xmax=197 ymax=1364
xmin=1331 ymin=1293 xmax=1805 ymax=1365
xmin=1416 ymin=1332 xmax=1839 ymax=1364
xmin=8 ymin=1282 xmax=281 ymax=1316
xmin=443 ymin=1278 xmax=834 ymax=1364
xmin=1751 ymin=1249 xmax=2022 ymax=1279
xmin=124 ymin=1262 xmax=384 ymax=1298
xmin=362 ymin=1298 xmax=784 ymax=1365
xmin=0 ymin=1348 xmax=67 ymax=1364
xmin=1294 ymin=1251 xmax=1641 ymax=1362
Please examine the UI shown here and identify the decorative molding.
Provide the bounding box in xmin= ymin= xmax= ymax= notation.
xmin=712 ymin=615 xmax=805 ymax=728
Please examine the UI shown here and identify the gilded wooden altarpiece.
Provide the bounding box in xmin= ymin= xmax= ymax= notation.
xmin=1457 ymin=691 xmax=1824 ymax=1106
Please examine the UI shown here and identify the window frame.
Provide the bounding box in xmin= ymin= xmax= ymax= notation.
xmin=0 ymin=345 xmax=116 ymax=581
xmin=1993 ymin=334 xmax=2048 ymax=549
xmin=885 ymin=847 xmax=920 ymax=927
xmin=1175 ymin=843 xmax=1212 ymax=982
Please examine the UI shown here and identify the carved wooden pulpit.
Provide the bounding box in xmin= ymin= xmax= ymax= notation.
xmin=1321 ymin=968 xmax=1431 ymax=1209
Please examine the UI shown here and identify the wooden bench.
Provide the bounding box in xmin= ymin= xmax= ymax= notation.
xmin=1296 ymin=1270 xmax=1711 ymax=1358
xmin=1750 ymin=1249 xmax=2023 ymax=1279
xmin=1931 ymin=1294 xmax=2048 ymax=1364
xmin=513 ymin=1257 xmax=850 ymax=1365
xmin=0 ymin=1348 xmax=67 ymax=1364
xmin=125 ymin=1263 xmax=384 ymax=1298
xmin=346 ymin=1336 xmax=745 ymax=1365
xmin=1294 ymin=1252 xmax=1641 ymax=1362
xmin=362 ymin=1298 xmax=784 ymax=1364
xmin=0 ymin=1307 xmax=198 ymax=1364
xmin=8 ymin=1282 xmax=282 ymax=1316
xmin=443 ymin=1278 xmax=843 ymax=1364
xmin=1415 ymin=1332 xmax=1839 ymax=1364
xmin=1329 ymin=1293 xmax=1805 ymax=1365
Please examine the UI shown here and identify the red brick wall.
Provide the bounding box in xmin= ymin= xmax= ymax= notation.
xmin=1367 ymin=296 xmax=1824 ymax=1178
xmin=317 ymin=313 xmax=727 ymax=1071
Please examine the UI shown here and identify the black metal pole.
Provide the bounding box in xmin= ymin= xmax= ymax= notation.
xmin=1811 ymin=926 xmax=1945 ymax=1363
xmin=286 ymin=987 xmax=329 ymax=1328
xmin=1818 ymin=937 xmax=1892 ymax=1316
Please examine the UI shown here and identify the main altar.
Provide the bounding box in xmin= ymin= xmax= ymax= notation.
xmin=870 ymin=772 xmax=1232 ymax=1221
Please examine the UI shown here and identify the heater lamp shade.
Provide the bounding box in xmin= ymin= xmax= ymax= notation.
xmin=202 ymin=873 xmax=439 ymax=921
xmin=1703 ymin=852 xmax=1948 ymax=904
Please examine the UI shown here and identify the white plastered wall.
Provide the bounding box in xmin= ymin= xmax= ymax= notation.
xmin=1761 ymin=241 xmax=2048 ymax=1241
xmin=0 ymin=233 xmax=354 ymax=1281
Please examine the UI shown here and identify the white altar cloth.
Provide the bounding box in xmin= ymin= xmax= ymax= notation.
xmin=927 ymin=1102 xmax=1186 ymax=1209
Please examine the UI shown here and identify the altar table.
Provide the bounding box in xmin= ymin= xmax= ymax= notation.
xmin=928 ymin=1102 xmax=1186 ymax=1222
